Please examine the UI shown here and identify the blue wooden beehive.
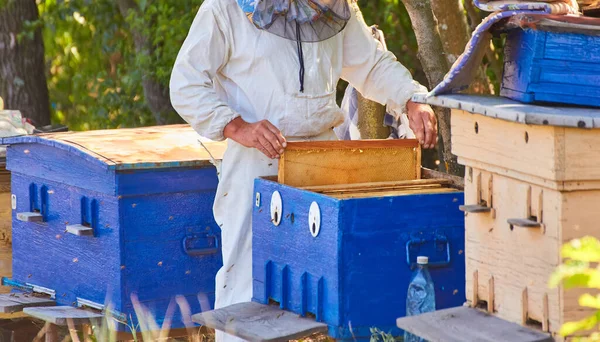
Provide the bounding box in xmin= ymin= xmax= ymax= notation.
xmin=2 ymin=125 xmax=225 ymax=330
xmin=251 ymin=176 xmax=466 ymax=341
xmin=501 ymin=22 xmax=600 ymax=108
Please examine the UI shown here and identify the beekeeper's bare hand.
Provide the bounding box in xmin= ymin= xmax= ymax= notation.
xmin=407 ymin=101 xmax=438 ymax=149
xmin=224 ymin=117 xmax=287 ymax=159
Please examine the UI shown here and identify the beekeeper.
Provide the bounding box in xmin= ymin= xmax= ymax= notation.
xmin=170 ymin=0 xmax=437 ymax=340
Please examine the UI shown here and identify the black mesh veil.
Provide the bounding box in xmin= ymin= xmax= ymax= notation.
xmin=246 ymin=0 xmax=352 ymax=92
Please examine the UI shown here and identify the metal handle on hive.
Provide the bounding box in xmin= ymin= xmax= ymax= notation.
xmin=183 ymin=234 xmax=220 ymax=256
xmin=405 ymin=236 xmax=451 ymax=268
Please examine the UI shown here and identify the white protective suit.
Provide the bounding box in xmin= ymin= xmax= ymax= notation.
xmin=170 ymin=0 xmax=427 ymax=340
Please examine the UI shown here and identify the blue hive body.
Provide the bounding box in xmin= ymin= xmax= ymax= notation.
xmin=3 ymin=125 xmax=225 ymax=330
xmin=501 ymin=26 xmax=600 ymax=108
xmin=252 ymin=178 xmax=466 ymax=341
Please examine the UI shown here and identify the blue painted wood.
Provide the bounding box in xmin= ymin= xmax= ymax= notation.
xmin=252 ymin=178 xmax=465 ymax=341
xmin=6 ymin=132 xmax=223 ymax=331
xmin=11 ymin=173 xmax=122 ymax=309
xmin=116 ymin=167 xmax=219 ymax=196
xmin=501 ymin=28 xmax=600 ymax=108
xmin=6 ymin=144 xmax=115 ymax=195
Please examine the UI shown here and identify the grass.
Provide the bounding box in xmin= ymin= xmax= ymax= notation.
xmin=28 ymin=294 xmax=403 ymax=342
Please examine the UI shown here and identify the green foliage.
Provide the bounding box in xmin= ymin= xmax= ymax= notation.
xmin=550 ymin=236 xmax=600 ymax=340
xmin=38 ymin=0 xmax=201 ymax=130
xmin=370 ymin=327 xmax=401 ymax=342
xmin=35 ymin=0 xmax=500 ymax=130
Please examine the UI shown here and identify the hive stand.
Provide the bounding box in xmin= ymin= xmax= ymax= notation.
xmin=24 ymin=306 xmax=102 ymax=342
xmin=412 ymin=93 xmax=600 ymax=340
xmin=396 ymin=306 xmax=554 ymax=342
xmin=192 ymin=302 xmax=328 ymax=342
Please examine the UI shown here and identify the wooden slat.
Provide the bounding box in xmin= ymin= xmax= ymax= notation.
xmin=16 ymin=212 xmax=43 ymax=223
xmin=300 ymin=179 xmax=450 ymax=193
xmin=329 ymin=187 xmax=457 ymax=200
xmin=191 ymin=302 xmax=328 ymax=342
xmin=4 ymin=124 xmax=227 ymax=170
xmin=459 ymin=205 xmax=492 ymax=214
xmin=421 ymin=167 xmax=464 ymax=189
xmin=396 ymin=307 xmax=554 ymax=342
xmin=23 ymin=306 xmax=103 ymax=326
xmin=65 ymin=224 xmax=94 ymax=236
xmin=0 ymin=294 xmax=55 ymax=313
xmin=413 ymin=93 xmax=600 ymax=129
xmin=507 ymin=218 xmax=543 ymax=228
xmin=278 ymin=140 xmax=420 ymax=187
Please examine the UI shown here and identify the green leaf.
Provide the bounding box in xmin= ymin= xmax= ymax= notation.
xmin=562 ymin=237 xmax=600 ymax=262
xmin=560 ymin=314 xmax=599 ymax=336
xmin=579 ymin=294 xmax=600 ymax=309
xmin=139 ymin=0 xmax=147 ymax=12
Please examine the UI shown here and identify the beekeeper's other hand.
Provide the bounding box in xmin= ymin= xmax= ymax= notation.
xmin=224 ymin=117 xmax=287 ymax=159
xmin=406 ymin=101 xmax=438 ymax=149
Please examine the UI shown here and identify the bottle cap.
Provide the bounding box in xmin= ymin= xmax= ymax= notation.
xmin=417 ymin=256 xmax=429 ymax=265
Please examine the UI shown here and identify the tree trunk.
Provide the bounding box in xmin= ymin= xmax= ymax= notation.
xmin=0 ymin=0 xmax=51 ymax=126
xmin=117 ymin=0 xmax=180 ymax=125
xmin=431 ymin=0 xmax=492 ymax=94
xmin=400 ymin=0 xmax=464 ymax=176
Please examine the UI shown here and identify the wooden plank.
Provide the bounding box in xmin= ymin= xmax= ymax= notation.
xmin=412 ymin=93 xmax=600 ymax=128
xmin=0 ymin=293 xmax=55 ymax=313
xmin=65 ymin=224 xmax=94 ymax=236
xmin=23 ymin=306 xmax=103 ymax=326
xmin=421 ymin=167 xmax=464 ymax=189
xmin=452 ymin=109 xmax=562 ymax=183
xmin=3 ymin=124 xmax=227 ymax=170
xmin=278 ymin=140 xmax=420 ymax=187
xmin=459 ymin=205 xmax=492 ymax=214
xmin=329 ymin=187 xmax=457 ymax=200
xmin=191 ymin=302 xmax=328 ymax=342
xmin=16 ymin=212 xmax=43 ymax=222
xmin=396 ymin=307 xmax=554 ymax=342
xmin=300 ymin=179 xmax=450 ymax=193
xmin=507 ymin=218 xmax=543 ymax=229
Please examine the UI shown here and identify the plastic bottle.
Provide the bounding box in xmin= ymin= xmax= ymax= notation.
xmin=404 ymin=256 xmax=436 ymax=342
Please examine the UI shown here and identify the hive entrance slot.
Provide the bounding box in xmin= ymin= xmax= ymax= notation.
xmin=475 ymin=300 xmax=488 ymax=311
xmin=526 ymin=318 xmax=543 ymax=331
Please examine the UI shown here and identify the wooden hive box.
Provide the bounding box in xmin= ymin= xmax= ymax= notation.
xmin=0 ymin=110 xmax=35 ymax=298
xmin=2 ymin=124 xmax=226 ymax=330
xmin=250 ymin=140 xmax=466 ymax=341
xmin=0 ymin=158 xmax=11 ymax=295
xmin=501 ymin=16 xmax=600 ymax=108
xmin=415 ymin=93 xmax=600 ymax=340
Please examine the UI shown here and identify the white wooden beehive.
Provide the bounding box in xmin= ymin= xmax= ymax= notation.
xmin=415 ymin=94 xmax=600 ymax=340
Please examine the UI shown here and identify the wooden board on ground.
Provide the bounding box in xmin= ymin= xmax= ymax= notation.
xmin=278 ymin=140 xmax=420 ymax=187
xmin=191 ymin=302 xmax=328 ymax=342
xmin=0 ymin=293 xmax=55 ymax=313
xmin=23 ymin=306 xmax=102 ymax=326
xmin=396 ymin=307 xmax=554 ymax=342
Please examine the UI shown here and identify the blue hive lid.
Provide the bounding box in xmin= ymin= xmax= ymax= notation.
xmin=2 ymin=124 xmax=227 ymax=170
xmin=413 ymin=93 xmax=600 ymax=129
